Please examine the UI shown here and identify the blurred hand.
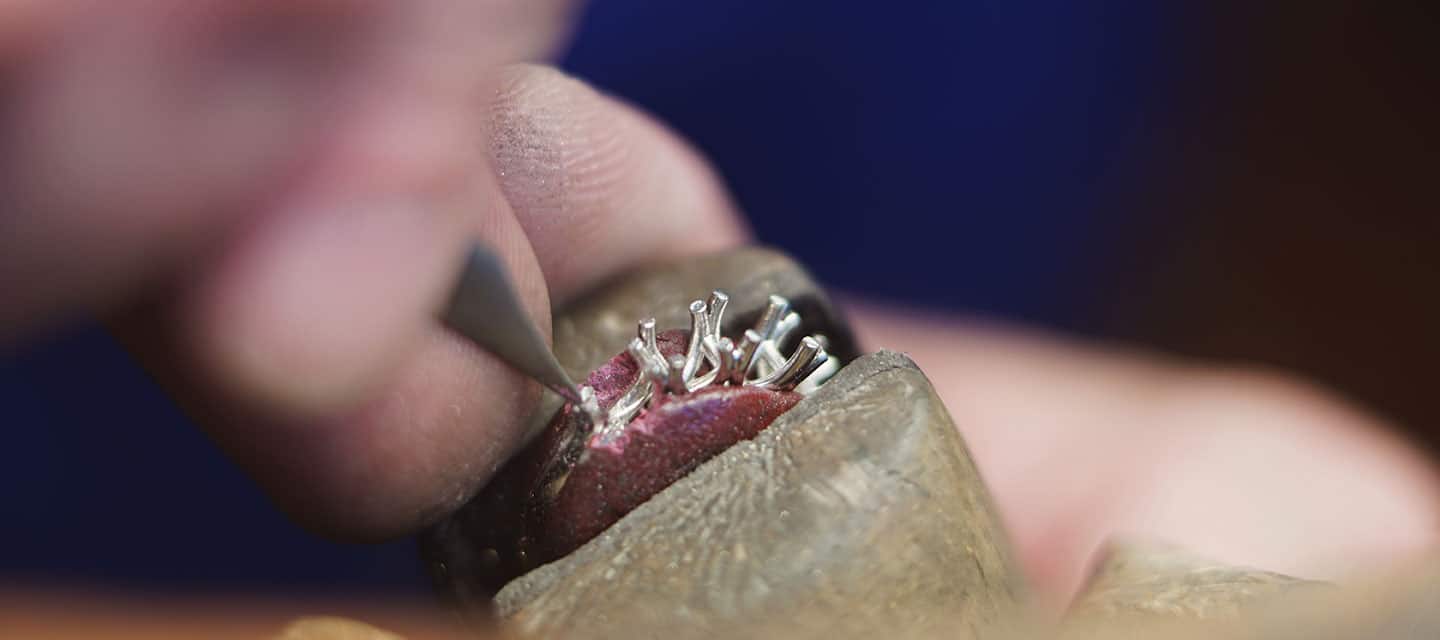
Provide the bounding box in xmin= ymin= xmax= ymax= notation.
xmin=0 ymin=0 xmax=747 ymax=540
xmin=853 ymin=308 xmax=1439 ymax=605
xmin=0 ymin=0 xmax=1433 ymax=610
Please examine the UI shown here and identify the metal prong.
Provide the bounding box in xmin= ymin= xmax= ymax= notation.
xmin=596 ymin=290 xmax=839 ymax=432
xmin=794 ymin=355 xmax=840 ymax=395
xmin=627 ymin=337 xmax=661 ymax=373
xmin=752 ymin=336 xmax=826 ymax=390
xmin=603 ymin=382 xmax=650 ymax=440
xmin=682 ymin=300 xmax=709 ymax=382
xmin=687 ymin=334 xmax=729 ymax=391
xmin=753 ymin=295 xmax=791 ymax=340
xmin=757 ymin=310 xmax=800 ymax=372
xmin=705 ymin=291 xmax=729 ymax=339
xmin=638 ymin=318 xmax=659 ymax=354
xmin=800 ymin=334 xmax=838 ymax=392
xmin=607 ymin=342 xmax=655 ymax=429
xmin=788 ymin=347 xmax=830 ymax=390
xmin=751 ymin=298 xmax=795 ymax=377
xmin=626 ymin=336 xmax=647 ymax=363
xmin=641 ymin=357 xmax=668 ymax=404
xmin=626 ymin=339 xmax=671 ymax=408
xmin=665 ymin=355 xmax=688 ymax=395
xmin=705 ymin=336 xmax=736 ymax=386
xmin=731 ymin=329 xmax=764 ymax=384
xmin=699 ymin=291 xmax=729 ymax=365
xmin=770 ymin=311 xmax=801 ymax=348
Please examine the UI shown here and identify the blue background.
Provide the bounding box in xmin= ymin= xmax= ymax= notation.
xmin=1 ymin=0 xmax=1173 ymax=596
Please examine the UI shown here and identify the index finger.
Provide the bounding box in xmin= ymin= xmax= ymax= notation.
xmin=0 ymin=0 xmax=576 ymax=342
xmin=117 ymin=64 xmax=748 ymax=541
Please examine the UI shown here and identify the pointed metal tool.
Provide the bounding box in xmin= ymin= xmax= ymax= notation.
xmin=441 ymin=244 xmax=584 ymax=405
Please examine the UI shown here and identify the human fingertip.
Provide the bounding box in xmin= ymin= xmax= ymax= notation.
xmin=177 ymin=194 xmax=466 ymax=422
xmin=488 ymin=64 xmax=751 ymax=302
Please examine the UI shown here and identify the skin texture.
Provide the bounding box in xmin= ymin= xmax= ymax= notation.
xmin=0 ymin=0 xmax=1436 ymax=628
xmin=4 ymin=1 xmax=747 ymax=541
xmin=851 ymin=306 xmax=1440 ymax=606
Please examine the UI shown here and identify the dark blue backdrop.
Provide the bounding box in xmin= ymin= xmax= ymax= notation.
xmin=0 ymin=0 xmax=1172 ymax=595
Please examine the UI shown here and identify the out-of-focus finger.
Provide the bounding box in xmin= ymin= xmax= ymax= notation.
xmin=117 ymin=64 xmax=748 ymax=541
xmin=0 ymin=0 xmax=579 ymax=344
xmin=489 ymin=64 xmax=750 ymax=301
xmin=0 ymin=0 xmax=68 ymax=60
xmin=113 ymin=61 xmax=548 ymax=539
xmin=848 ymin=303 xmax=1440 ymax=606
xmin=2 ymin=1 xmax=372 ymax=341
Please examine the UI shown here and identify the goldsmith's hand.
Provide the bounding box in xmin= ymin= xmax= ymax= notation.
xmin=856 ymin=307 xmax=1440 ymax=605
xmin=0 ymin=0 xmax=747 ymax=540
xmin=0 ymin=0 xmax=1434 ymax=609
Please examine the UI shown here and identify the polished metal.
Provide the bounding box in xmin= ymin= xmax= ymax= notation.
xmin=639 ymin=317 xmax=659 ymax=354
xmin=732 ymin=329 xmax=764 ymax=385
xmin=682 ymin=300 xmax=710 ymax=382
xmin=665 ymin=355 xmax=689 ymax=395
xmin=443 ymin=271 xmax=837 ymax=439
xmin=706 ymin=335 xmax=737 ymax=386
xmin=590 ymin=338 xmax=666 ymax=443
xmin=441 ymin=245 xmax=585 ymax=407
xmin=753 ymin=336 xmax=828 ymax=391
xmin=705 ymin=291 xmax=729 ymax=337
xmin=583 ymin=289 xmax=833 ymax=437
xmin=757 ymin=310 xmax=801 ymax=375
xmin=754 ymin=295 xmax=790 ymax=338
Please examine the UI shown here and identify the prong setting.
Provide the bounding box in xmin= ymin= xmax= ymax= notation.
xmin=587 ymin=290 xmax=834 ymax=440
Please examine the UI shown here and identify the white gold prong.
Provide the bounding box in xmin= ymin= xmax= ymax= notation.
xmin=602 ymin=379 xmax=647 ymax=438
xmin=794 ymin=354 xmax=839 ymax=394
xmin=627 ymin=337 xmax=661 ymax=373
xmin=682 ymin=300 xmax=709 ymax=382
xmin=597 ymin=290 xmax=836 ymax=432
xmin=787 ymin=346 xmax=829 ymax=390
xmin=666 ymin=354 xmax=689 ymax=395
xmin=644 ymin=362 xmax=668 ymax=405
xmin=750 ymin=296 xmax=794 ymax=378
xmin=732 ymin=329 xmax=764 ymax=384
xmin=687 ymin=335 xmax=728 ymax=391
xmin=627 ymin=340 xmax=670 ymax=407
xmin=706 ymin=291 xmax=729 ymax=340
xmin=756 ymin=311 xmax=802 ymax=373
xmin=753 ymin=295 xmax=791 ymax=340
xmin=752 ymin=336 xmax=825 ymax=390
xmin=754 ymin=345 xmax=780 ymax=378
xmin=638 ymin=317 xmax=659 ymax=355
xmin=770 ymin=311 xmax=801 ymax=348
xmin=707 ymin=336 xmax=736 ymax=385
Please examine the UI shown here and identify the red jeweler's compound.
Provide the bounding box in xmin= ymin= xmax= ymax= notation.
xmin=425 ymin=292 xmax=835 ymax=597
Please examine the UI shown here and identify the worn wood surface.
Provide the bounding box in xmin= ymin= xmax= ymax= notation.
xmin=1059 ymin=556 xmax=1440 ymax=640
xmin=495 ymin=352 xmax=1027 ymax=639
xmin=1066 ymin=542 xmax=1322 ymax=622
